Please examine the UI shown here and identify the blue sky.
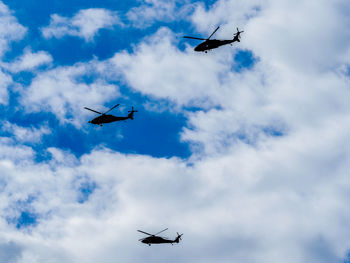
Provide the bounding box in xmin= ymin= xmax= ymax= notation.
xmin=1 ymin=0 xmax=350 ymax=262
xmin=0 ymin=0 xmax=253 ymax=161
xmin=2 ymin=1 xmax=184 ymax=158
xmin=0 ymin=0 xmax=254 ymax=236
xmin=0 ymin=0 xmax=256 ymax=162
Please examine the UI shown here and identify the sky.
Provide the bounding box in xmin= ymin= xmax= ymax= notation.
xmin=0 ymin=0 xmax=350 ymax=262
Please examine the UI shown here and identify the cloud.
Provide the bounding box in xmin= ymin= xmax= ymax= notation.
xmin=1 ymin=121 xmax=51 ymax=144
xmin=190 ymin=0 xmax=262 ymax=34
xmin=0 ymin=137 xmax=34 ymax=162
xmin=190 ymin=0 xmax=350 ymax=72
xmin=42 ymin=8 xmax=121 ymax=41
xmin=0 ymin=69 xmax=13 ymax=105
xmin=109 ymin=0 xmax=350 ymax=157
xmin=109 ymin=27 xmax=230 ymax=108
xmin=0 ymin=241 xmax=22 ymax=263
xmin=76 ymin=1 xmax=350 ymax=261
xmin=127 ymin=0 xmax=196 ymax=28
xmin=0 ymin=1 xmax=27 ymax=105
xmin=20 ymin=59 xmax=120 ymax=127
xmin=0 ymin=1 xmax=26 ymax=57
xmin=2 ymin=48 xmax=53 ymax=73
xmin=0 ymin=134 xmax=349 ymax=262
xmin=1 ymin=0 xmax=350 ymax=262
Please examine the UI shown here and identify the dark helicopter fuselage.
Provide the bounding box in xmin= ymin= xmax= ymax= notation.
xmin=194 ymin=38 xmax=239 ymax=52
xmin=89 ymin=114 xmax=132 ymax=125
xmin=184 ymin=26 xmax=243 ymax=52
xmin=141 ymin=236 xmax=180 ymax=245
xmin=85 ymin=104 xmax=137 ymax=126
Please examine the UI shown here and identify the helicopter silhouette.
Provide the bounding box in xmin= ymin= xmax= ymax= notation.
xmin=137 ymin=228 xmax=183 ymax=246
xmin=84 ymin=104 xmax=137 ymax=126
xmin=184 ymin=26 xmax=244 ymax=53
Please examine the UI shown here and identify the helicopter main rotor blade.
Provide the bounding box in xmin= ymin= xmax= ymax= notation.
xmin=207 ymin=26 xmax=220 ymax=40
xmin=103 ymin=104 xmax=120 ymax=114
xmin=183 ymin=36 xmax=206 ymax=41
xmin=154 ymin=228 xmax=168 ymax=236
xmin=84 ymin=107 xmax=102 ymax=115
xmin=137 ymin=230 xmax=153 ymax=236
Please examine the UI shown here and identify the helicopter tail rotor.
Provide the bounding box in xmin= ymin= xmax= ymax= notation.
xmin=128 ymin=107 xmax=138 ymax=120
xmin=175 ymin=232 xmax=183 ymax=243
xmin=128 ymin=107 xmax=138 ymax=113
xmin=234 ymin=27 xmax=244 ymax=41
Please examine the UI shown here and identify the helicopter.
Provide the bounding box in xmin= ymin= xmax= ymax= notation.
xmin=137 ymin=228 xmax=183 ymax=246
xmin=84 ymin=104 xmax=137 ymax=126
xmin=184 ymin=26 xmax=244 ymax=53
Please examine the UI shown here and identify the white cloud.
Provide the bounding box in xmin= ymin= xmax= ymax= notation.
xmin=110 ymin=27 xmax=230 ymax=108
xmin=0 ymin=137 xmax=34 ymax=162
xmin=3 ymin=48 xmax=53 ymax=73
xmin=190 ymin=0 xmax=262 ymax=34
xmin=0 ymin=69 xmax=13 ymax=105
xmin=127 ymin=0 xmax=195 ymax=28
xmin=42 ymin=8 xmax=121 ymax=41
xmin=109 ymin=0 xmax=350 ymax=156
xmin=69 ymin=0 xmax=350 ymax=261
xmin=0 ymin=134 xmax=349 ymax=262
xmin=1 ymin=0 xmax=350 ymax=262
xmin=0 ymin=1 xmax=26 ymax=57
xmin=190 ymin=0 xmax=350 ymax=72
xmin=20 ymin=60 xmax=120 ymax=127
xmin=0 ymin=1 xmax=27 ymax=105
xmin=242 ymin=1 xmax=350 ymax=73
xmin=0 ymin=241 xmax=22 ymax=263
xmin=1 ymin=121 xmax=51 ymax=144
